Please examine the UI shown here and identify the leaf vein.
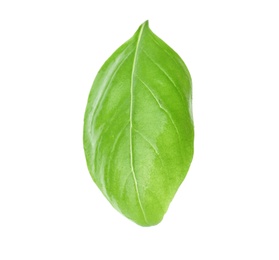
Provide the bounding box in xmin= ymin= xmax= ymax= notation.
xmin=130 ymin=23 xmax=148 ymax=225
xmin=142 ymin=49 xmax=185 ymax=102
xmin=134 ymin=128 xmax=170 ymax=183
xmin=136 ymin=76 xmax=181 ymax=142
xmin=90 ymin=48 xmax=134 ymax=135
xmin=104 ymin=122 xmax=130 ymax=194
xmin=134 ymin=128 xmax=159 ymax=155
xmin=149 ymin=33 xmax=191 ymax=82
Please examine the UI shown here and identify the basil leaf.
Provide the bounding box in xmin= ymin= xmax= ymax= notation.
xmin=83 ymin=21 xmax=194 ymax=226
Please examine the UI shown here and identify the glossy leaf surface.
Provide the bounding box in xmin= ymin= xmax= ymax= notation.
xmin=83 ymin=21 xmax=194 ymax=226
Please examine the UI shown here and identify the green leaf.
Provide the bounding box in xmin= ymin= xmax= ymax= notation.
xmin=83 ymin=21 xmax=194 ymax=226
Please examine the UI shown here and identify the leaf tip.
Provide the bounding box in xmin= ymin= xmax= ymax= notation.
xmin=135 ymin=20 xmax=150 ymax=36
xmin=143 ymin=20 xmax=149 ymax=25
xmin=140 ymin=20 xmax=149 ymax=29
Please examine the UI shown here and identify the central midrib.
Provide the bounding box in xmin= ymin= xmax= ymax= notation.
xmin=129 ymin=23 xmax=148 ymax=225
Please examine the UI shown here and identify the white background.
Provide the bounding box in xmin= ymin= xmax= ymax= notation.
xmin=0 ymin=0 xmax=278 ymax=259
